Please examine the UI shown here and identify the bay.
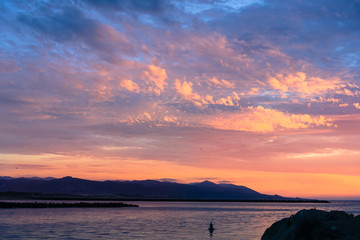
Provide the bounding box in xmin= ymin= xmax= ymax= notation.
xmin=1 ymin=200 xmax=360 ymax=240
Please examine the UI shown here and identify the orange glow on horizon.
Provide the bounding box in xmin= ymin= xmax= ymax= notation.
xmin=2 ymin=153 xmax=360 ymax=199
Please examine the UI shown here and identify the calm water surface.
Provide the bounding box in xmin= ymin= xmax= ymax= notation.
xmin=1 ymin=200 xmax=360 ymax=240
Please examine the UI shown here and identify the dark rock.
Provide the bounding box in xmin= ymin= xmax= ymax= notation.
xmin=0 ymin=201 xmax=138 ymax=208
xmin=262 ymin=209 xmax=360 ymax=240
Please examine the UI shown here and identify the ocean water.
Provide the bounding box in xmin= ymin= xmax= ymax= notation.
xmin=1 ymin=200 xmax=360 ymax=240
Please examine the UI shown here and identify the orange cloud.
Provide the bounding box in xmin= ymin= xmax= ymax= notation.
xmin=344 ymin=88 xmax=354 ymax=96
xmin=201 ymin=92 xmax=240 ymax=106
xmin=325 ymin=98 xmax=340 ymax=103
xmin=203 ymin=95 xmax=215 ymax=104
xmin=204 ymin=106 xmax=333 ymax=132
xmin=175 ymin=79 xmax=202 ymax=106
xmin=175 ymin=79 xmax=193 ymax=99
xmin=353 ymin=103 xmax=360 ymax=109
xmin=311 ymin=97 xmax=340 ymax=103
xmin=232 ymin=92 xmax=240 ymax=100
xmin=248 ymin=87 xmax=259 ymax=95
xmin=163 ymin=115 xmax=177 ymax=123
xmin=209 ymin=77 xmax=235 ymax=88
xmin=215 ymin=96 xmax=235 ymax=106
xmin=335 ymin=86 xmax=360 ymax=97
xmin=268 ymin=72 xmax=341 ymax=96
xmin=120 ymin=79 xmax=140 ymax=92
xmin=143 ymin=65 xmax=168 ymax=91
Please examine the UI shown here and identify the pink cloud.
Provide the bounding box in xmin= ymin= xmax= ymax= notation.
xmin=120 ymin=79 xmax=140 ymax=93
xmin=248 ymin=87 xmax=259 ymax=95
xmin=336 ymin=87 xmax=360 ymax=97
xmin=353 ymin=103 xmax=360 ymax=109
xmin=175 ymin=79 xmax=203 ymax=106
xmin=204 ymin=106 xmax=333 ymax=132
xmin=209 ymin=77 xmax=235 ymax=88
xmin=175 ymin=79 xmax=193 ymax=99
xmin=268 ymin=72 xmax=341 ymax=97
xmin=0 ymin=59 xmax=19 ymax=73
xmin=143 ymin=65 xmax=168 ymax=92
xmin=215 ymin=96 xmax=235 ymax=106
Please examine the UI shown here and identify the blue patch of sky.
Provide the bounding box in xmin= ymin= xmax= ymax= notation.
xmin=216 ymin=0 xmax=264 ymax=11
xmin=333 ymin=42 xmax=360 ymax=69
xmin=183 ymin=1 xmax=213 ymax=15
xmin=342 ymin=53 xmax=359 ymax=68
xmin=48 ymin=45 xmax=77 ymax=61
xmin=181 ymin=0 xmax=263 ymax=15
xmin=123 ymin=55 xmax=147 ymax=64
xmin=138 ymin=14 xmax=158 ymax=26
xmin=84 ymin=6 xmax=130 ymax=36
xmin=0 ymin=32 xmax=18 ymax=52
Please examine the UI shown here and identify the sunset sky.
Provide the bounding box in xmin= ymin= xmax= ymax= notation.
xmin=1 ymin=0 xmax=360 ymax=199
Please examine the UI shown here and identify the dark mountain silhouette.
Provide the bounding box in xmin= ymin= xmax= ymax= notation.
xmin=0 ymin=176 xmax=324 ymax=201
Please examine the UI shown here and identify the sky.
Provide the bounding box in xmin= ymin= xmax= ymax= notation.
xmin=1 ymin=0 xmax=360 ymax=199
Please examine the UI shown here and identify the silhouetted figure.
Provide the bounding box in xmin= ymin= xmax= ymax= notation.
xmin=209 ymin=222 xmax=215 ymax=234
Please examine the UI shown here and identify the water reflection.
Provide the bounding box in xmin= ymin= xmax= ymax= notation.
xmin=0 ymin=201 xmax=359 ymax=240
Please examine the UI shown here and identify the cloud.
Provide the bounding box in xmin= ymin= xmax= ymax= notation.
xmin=0 ymin=163 xmax=52 ymax=170
xmin=17 ymin=7 xmax=95 ymax=42
xmin=82 ymin=0 xmax=166 ymax=13
xmin=17 ymin=6 xmax=136 ymax=61
xmin=215 ymin=96 xmax=235 ymax=106
xmin=202 ymin=92 xmax=240 ymax=107
xmin=0 ymin=94 xmax=30 ymax=106
xmin=268 ymin=72 xmax=341 ymax=97
xmin=288 ymin=148 xmax=360 ymax=159
xmin=232 ymin=92 xmax=240 ymax=100
xmin=120 ymin=79 xmax=140 ymax=93
xmin=248 ymin=88 xmax=259 ymax=95
xmin=336 ymin=88 xmax=358 ymax=96
xmin=143 ymin=65 xmax=168 ymax=93
xmin=175 ymin=79 xmax=193 ymax=99
xmin=209 ymin=77 xmax=235 ymax=88
xmin=213 ymin=0 xmax=360 ymax=71
xmin=204 ymin=106 xmax=333 ymax=132
xmin=174 ymin=79 xmax=203 ymax=106
xmin=0 ymin=58 xmax=19 ymax=73
xmin=174 ymin=78 xmax=241 ymax=107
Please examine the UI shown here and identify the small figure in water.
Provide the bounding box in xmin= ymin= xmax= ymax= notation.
xmin=209 ymin=222 xmax=215 ymax=234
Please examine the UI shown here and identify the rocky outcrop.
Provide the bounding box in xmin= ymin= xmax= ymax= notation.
xmin=262 ymin=209 xmax=360 ymax=240
xmin=0 ymin=201 xmax=138 ymax=208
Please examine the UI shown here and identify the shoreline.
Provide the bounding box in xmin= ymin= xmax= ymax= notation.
xmin=0 ymin=198 xmax=330 ymax=203
xmin=0 ymin=192 xmax=330 ymax=203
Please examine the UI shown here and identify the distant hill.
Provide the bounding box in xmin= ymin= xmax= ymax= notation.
xmin=0 ymin=176 xmax=323 ymax=201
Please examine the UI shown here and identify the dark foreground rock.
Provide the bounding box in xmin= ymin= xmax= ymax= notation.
xmin=0 ymin=201 xmax=138 ymax=208
xmin=262 ymin=209 xmax=360 ymax=240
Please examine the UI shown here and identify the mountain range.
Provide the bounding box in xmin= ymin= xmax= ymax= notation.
xmin=0 ymin=176 xmax=322 ymax=201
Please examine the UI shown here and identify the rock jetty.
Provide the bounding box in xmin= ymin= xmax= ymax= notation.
xmin=0 ymin=201 xmax=138 ymax=208
xmin=262 ymin=209 xmax=360 ymax=240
